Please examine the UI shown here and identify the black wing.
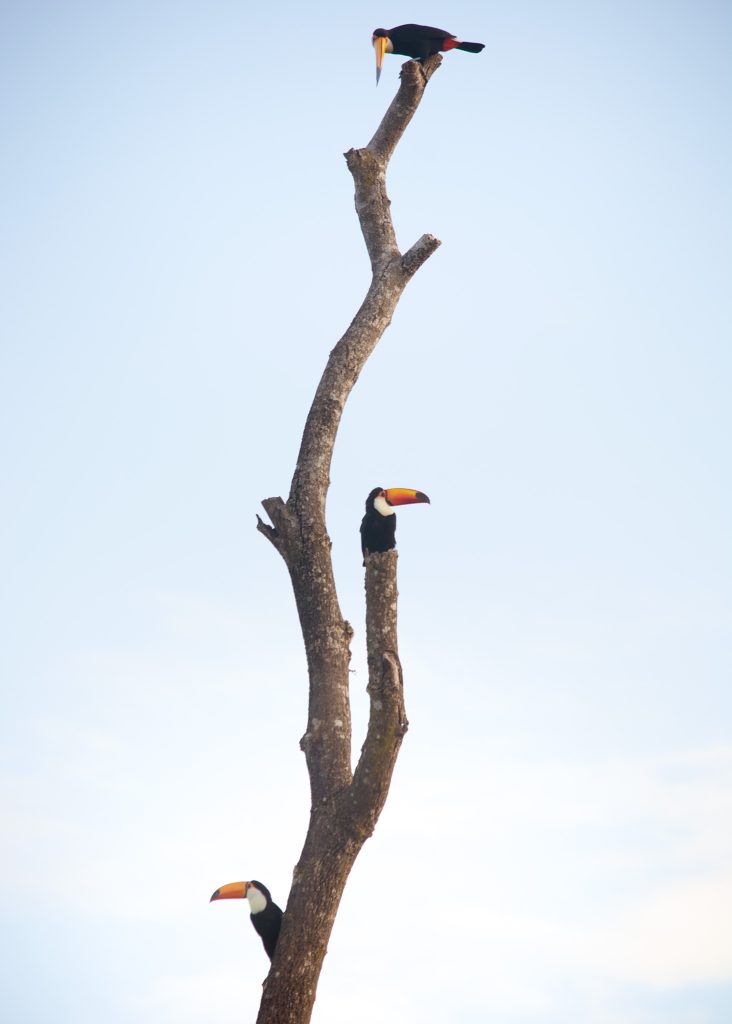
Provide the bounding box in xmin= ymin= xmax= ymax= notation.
xmin=251 ymin=904 xmax=283 ymax=961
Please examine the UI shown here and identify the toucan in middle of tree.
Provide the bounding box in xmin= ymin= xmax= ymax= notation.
xmin=372 ymin=24 xmax=485 ymax=83
xmin=210 ymin=879 xmax=283 ymax=961
xmin=360 ymin=487 xmax=430 ymax=561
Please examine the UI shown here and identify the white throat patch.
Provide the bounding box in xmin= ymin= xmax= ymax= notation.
xmin=374 ymin=494 xmax=395 ymax=517
xmin=247 ymin=886 xmax=267 ymax=915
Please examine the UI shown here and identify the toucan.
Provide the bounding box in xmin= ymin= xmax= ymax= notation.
xmin=372 ymin=24 xmax=485 ymax=83
xmin=210 ymin=879 xmax=283 ymax=961
xmin=360 ymin=487 xmax=430 ymax=561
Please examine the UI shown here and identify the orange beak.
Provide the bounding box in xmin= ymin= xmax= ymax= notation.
xmin=374 ymin=36 xmax=388 ymax=84
xmin=383 ymin=488 xmax=431 ymax=507
xmin=210 ymin=881 xmax=250 ymax=902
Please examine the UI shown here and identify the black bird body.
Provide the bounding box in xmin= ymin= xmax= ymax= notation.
xmin=361 ymin=488 xmax=397 ymax=558
xmin=210 ymin=878 xmax=283 ymax=961
xmin=373 ymin=23 xmax=485 ymax=61
xmin=247 ymin=880 xmax=282 ymax=960
xmin=360 ymin=487 xmax=430 ymax=561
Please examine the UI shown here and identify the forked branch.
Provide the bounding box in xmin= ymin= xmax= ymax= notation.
xmin=254 ymin=56 xmax=442 ymax=1024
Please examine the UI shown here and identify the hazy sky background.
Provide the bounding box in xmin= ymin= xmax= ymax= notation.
xmin=2 ymin=2 xmax=731 ymax=1022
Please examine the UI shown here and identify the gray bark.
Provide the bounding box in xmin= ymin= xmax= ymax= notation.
xmin=255 ymin=55 xmax=442 ymax=1024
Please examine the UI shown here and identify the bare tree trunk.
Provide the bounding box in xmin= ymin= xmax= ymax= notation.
xmin=255 ymin=56 xmax=442 ymax=1024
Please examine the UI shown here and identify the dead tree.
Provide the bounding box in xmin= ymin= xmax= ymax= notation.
xmin=255 ymin=55 xmax=443 ymax=1024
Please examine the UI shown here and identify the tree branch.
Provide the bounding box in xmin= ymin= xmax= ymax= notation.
xmin=402 ymin=233 xmax=442 ymax=276
xmin=255 ymin=57 xmax=442 ymax=1024
xmin=290 ymin=57 xmax=442 ymax=519
xmin=367 ymin=56 xmax=443 ymax=163
xmin=349 ymin=551 xmax=408 ymax=834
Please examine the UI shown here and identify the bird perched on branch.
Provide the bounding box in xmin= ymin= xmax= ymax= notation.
xmin=372 ymin=23 xmax=485 ymax=83
xmin=210 ymin=879 xmax=283 ymax=961
xmin=360 ymin=487 xmax=431 ymax=561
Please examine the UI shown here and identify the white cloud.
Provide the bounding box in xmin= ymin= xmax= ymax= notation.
xmin=3 ymin=608 xmax=731 ymax=1024
xmin=323 ymin=744 xmax=732 ymax=1015
xmin=589 ymin=870 xmax=732 ymax=988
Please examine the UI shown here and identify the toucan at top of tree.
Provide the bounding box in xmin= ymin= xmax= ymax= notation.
xmin=360 ymin=486 xmax=430 ymax=561
xmin=372 ymin=23 xmax=485 ymax=83
xmin=210 ymin=879 xmax=283 ymax=961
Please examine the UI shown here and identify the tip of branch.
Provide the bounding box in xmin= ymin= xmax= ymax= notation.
xmin=364 ymin=549 xmax=398 ymax=610
xmin=256 ymin=513 xmax=279 ymax=546
xmin=401 ymin=234 xmax=442 ymax=277
xmin=366 ymin=53 xmax=443 ymax=163
xmin=399 ymin=54 xmax=443 ymax=87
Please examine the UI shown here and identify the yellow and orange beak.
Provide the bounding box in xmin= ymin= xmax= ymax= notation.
xmin=383 ymin=487 xmax=431 ymax=507
xmin=373 ymin=35 xmax=388 ymax=84
xmin=210 ymin=881 xmax=250 ymax=902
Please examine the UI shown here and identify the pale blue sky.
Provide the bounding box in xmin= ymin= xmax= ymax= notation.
xmin=2 ymin=2 xmax=731 ymax=1022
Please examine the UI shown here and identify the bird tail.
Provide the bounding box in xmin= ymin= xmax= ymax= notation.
xmin=456 ymin=41 xmax=484 ymax=53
